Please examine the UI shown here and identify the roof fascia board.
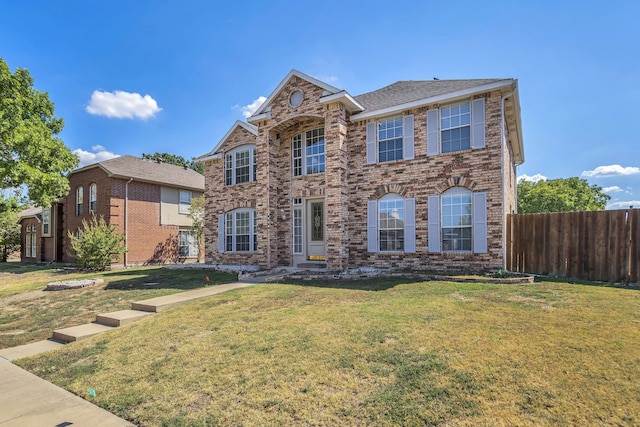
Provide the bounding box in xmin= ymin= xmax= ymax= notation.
xmin=196 ymin=120 xmax=258 ymax=160
xmin=251 ymin=69 xmax=342 ymax=117
xmin=351 ymin=80 xmax=514 ymax=121
xmin=106 ymin=174 xmax=204 ymax=192
xmin=246 ymin=111 xmax=271 ymax=124
xmin=319 ymin=91 xmax=364 ymax=113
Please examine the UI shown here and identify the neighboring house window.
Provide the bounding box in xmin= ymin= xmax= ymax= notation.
xmin=42 ymin=207 xmax=51 ymax=236
xmin=225 ymin=145 xmax=257 ymax=185
xmin=178 ymin=230 xmax=198 ymax=257
xmin=179 ymin=191 xmax=191 ymax=214
xmin=366 ymin=115 xmax=414 ymax=164
xmin=427 ymin=98 xmax=485 ymax=156
xmin=292 ymin=128 xmax=325 ymax=176
xmin=219 ymin=209 xmax=257 ymax=252
xmin=367 ymin=194 xmax=416 ymax=253
xmin=89 ymin=183 xmax=97 ymax=214
xmin=76 ymin=186 xmax=83 ymax=216
xmin=427 ymin=188 xmax=488 ymax=254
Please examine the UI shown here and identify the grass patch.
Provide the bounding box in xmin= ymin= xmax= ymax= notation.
xmin=0 ymin=263 xmax=236 ymax=348
xmin=13 ymin=278 xmax=640 ymax=425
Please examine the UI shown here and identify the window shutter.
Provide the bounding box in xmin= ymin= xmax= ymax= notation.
xmin=404 ymin=198 xmax=416 ymax=253
xmin=473 ymin=192 xmax=488 ymax=253
xmin=428 ymin=195 xmax=441 ymax=252
xmin=366 ymin=122 xmax=376 ymax=164
xmin=367 ymin=200 xmax=378 ymax=252
xmin=427 ymin=109 xmax=439 ymax=156
xmin=218 ymin=214 xmax=225 ymax=253
xmin=471 ymin=98 xmax=485 ymax=149
xmin=402 ymin=115 xmax=414 ymax=160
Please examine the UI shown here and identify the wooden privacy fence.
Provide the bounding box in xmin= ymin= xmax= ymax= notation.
xmin=507 ymin=209 xmax=639 ymax=283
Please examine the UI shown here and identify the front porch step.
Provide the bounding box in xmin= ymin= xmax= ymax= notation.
xmin=52 ymin=323 xmax=115 ymax=343
xmin=96 ymin=309 xmax=153 ymax=327
xmin=297 ymin=263 xmax=327 ymax=269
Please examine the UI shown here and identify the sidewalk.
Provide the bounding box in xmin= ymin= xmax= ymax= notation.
xmin=0 ymin=280 xmax=262 ymax=426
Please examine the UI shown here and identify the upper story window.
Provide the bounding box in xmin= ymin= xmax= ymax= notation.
xmin=225 ymin=145 xmax=257 ymax=185
xmin=76 ymin=186 xmax=83 ymax=216
xmin=179 ymin=190 xmax=191 ymax=214
xmin=378 ymin=117 xmax=403 ymax=162
xmin=42 ymin=207 xmax=51 ymax=236
xmin=292 ymin=128 xmax=325 ymax=176
xmin=366 ymin=115 xmax=414 ymax=164
xmin=427 ymin=98 xmax=485 ymax=156
xmin=89 ymin=184 xmax=97 ymax=214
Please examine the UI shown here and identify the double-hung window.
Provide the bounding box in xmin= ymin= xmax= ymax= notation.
xmin=366 ymin=115 xmax=414 ymax=164
xmin=76 ymin=187 xmax=83 ymax=216
xmin=441 ymin=188 xmax=472 ymax=251
xmin=292 ymin=128 xmax=325 ymax=176
xmin=427 ymin=98 xmax=485 ymax=156
xmin=178 ymin=230 xmax=198 ymax=257
xmin=225 ymin=145 xmax=257 ymax=185
xmin=219 ymin=208 xmax=257 ymax=252
xmin=367 ymin=194 xmax=416 ymax=253
xmin=378 ymin=117 xmax=403 ymax=162
xmin=179 ymin=191 xmax=191 ymax=214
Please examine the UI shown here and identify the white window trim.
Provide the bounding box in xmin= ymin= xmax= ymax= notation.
xmin=223 ymin=208 xmax=257 ymax=252
xmin=427 ymin=98 xmax=485 ymax=156
xmin=76 ymin=186 xmax=83 ymax=216
xmin=179 ymin=190 xmax=192 ymax=214
xmin=292 ymin=128 xmax=325 ymax=177
xmin=367 ymin=194 xmax=416 ymax=253
xmin=42 ymin=207 xmax=51 ymax=237
xmin=178 ymin=229 xmax=198 ymax=258
xmin=441 ymin=187 xmax=473 ymax=252
xmin=89 ymin=183 xmax=97 ymax=214
xmin=225 ymin=144 xmax=257 ymax=185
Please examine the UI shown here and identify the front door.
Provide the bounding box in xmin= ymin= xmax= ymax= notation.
xmin=306 ymin=200 xmax=325 ymax=261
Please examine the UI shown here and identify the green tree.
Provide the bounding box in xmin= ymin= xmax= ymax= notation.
xmin=0 ymin=58 xmax=78 ymax=206
xmin=142 ymin=152 xmax=204 ymax=175
xmin=517 ymin=177 xmax=610 ymax=214
xmin=189 ymin=195 xmax=205 ymax=262
xmin=0 ymin=194 xmax=22 ymax=262
xmin=68 ymin=216 xmax=127 ymax=271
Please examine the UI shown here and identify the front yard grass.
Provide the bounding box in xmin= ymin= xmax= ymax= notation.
xmin=14 ymin=277 xmax=640 ymax=426
xmin=0 ymin=263 xmax=237 ymax=348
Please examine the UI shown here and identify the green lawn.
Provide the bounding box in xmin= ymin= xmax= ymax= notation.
xmin=12 ymin=276 xmax=640 ymax=426
xmin=0 ymin=262 xmax=237 ymax=348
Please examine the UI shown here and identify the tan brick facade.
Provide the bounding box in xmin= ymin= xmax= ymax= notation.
xmin=203 ymin=71 xmax=523 ymax=272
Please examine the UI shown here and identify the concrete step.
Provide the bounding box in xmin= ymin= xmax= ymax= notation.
xmin=131 ymin=282 xmax=256 ymax=312
xmin=96 ymin=309 xmax=153 ymax=327
xmin=52 ymin=323 xmax=115 ymax=343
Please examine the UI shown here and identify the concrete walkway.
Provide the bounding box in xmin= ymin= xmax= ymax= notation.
xmin=0 ymin=280 xmax=260 ymax=426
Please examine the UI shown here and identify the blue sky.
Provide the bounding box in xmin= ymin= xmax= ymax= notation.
xmin=2 ymin=0 xmax=639 ymax=209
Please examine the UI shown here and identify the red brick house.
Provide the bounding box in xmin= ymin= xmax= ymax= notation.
xmin=197 ymin=70 xmax=524 ymax=272
xmin=20 ymin=155 xmax=204 ymax=266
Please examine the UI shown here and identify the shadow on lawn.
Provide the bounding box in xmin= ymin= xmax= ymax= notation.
xmin=277 ymin=276 xmax=426 ymax=292
xmin=101 ymin=268 xmax=237 ymax=291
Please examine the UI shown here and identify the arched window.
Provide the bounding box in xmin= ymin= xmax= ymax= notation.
xmin=367 ymin=193 xmax=416 ymax=253
xmin=225 ymin=145 xmax=257 ymax=185
xmin=441 ymin=187 xmax=472 ymax=251
xmin=89 ymin=184 xmax=97 ymax=214
xmin=76 ymin=187 xmax=84 ymax=216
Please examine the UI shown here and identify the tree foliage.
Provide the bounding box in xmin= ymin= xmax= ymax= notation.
xmin=142 ymin=152 xmax=204 ymax=175
xmin=0 ymin=194 xmax=22 ymax=262
xmin=0 ymin=58 xmax=78 ymax=206
xmin=189 ymin=195 xmax=205 ymax=262
xmin=68 ymin=216 xmax=127 ymax=270
xmin=517 ymin=177 xmax=610 ymax=214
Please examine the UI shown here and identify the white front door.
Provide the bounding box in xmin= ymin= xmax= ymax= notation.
xmin=306 ymin=199 xmax=325 ymax=261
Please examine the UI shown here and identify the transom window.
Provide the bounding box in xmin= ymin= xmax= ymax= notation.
xmin=441 ymin=103 xmax=471 ymax=153
xmin=225 ymin=145 xmax=257 ymax=185
xmin=378 ymin=117 xmax=403 ymax=162
xmin=225 ymin=209 xmax=257 ymax=252
xmin=441 ymin=188 xmax=472 ymax=251
xmin=76 ymin=186 xmax=83 ymax=216
xmin=292 ymin=128 xmax=325 ymax=176
xmin=89 ymin=183 xmax=97 ymax=214
xmin=379 ymin=193 xmax=405 ymax=251
xmin=179 ymin=191 xmax=192 ymax=214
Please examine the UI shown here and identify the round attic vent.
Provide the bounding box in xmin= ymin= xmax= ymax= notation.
xmin=289 ymin=90 xmax=303 ymax=107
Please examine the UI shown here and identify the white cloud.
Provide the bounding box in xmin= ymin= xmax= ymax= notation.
xmin=581 ymin=165 xmax=640 ymax=178
xmin=86 ymin=90 xmax=162 ymax=119
xmin=607 ymin=200 xmax=640 ymax=210
xmin=603 ymin=186 xmax=631 ymax=194
xmin=517 ymin=173 xmax=547 ymax=183
xmin=73 ymin=146 xmax=120 ymax=168
xmin=239 ymin=96 xmax=266 ymax=118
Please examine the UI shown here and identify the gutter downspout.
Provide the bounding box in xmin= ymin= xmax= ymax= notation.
xmin=501 ymin=90 xmax=514 ymax=271
xmin=124 ymin=178 xmax=133 ymax=267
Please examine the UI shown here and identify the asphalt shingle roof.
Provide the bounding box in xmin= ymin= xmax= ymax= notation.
xmin=354 ymin=79 xmax=509 ymax=112
xmin=73 ymin=155 xmax=204 ymax=191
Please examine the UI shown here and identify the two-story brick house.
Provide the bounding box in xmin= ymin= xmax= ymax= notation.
xmin=198 ymin=70 xmax=523 ymax=272
xmin=20 ymin=155 xmax=205 ymax=266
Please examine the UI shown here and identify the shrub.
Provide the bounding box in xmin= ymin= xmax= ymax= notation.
xmin=68 ymin=216 xmax=127 ymax=271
